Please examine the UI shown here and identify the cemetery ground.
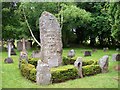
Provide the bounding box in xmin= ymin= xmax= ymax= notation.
xmin=1 ymin=48 xmax=119 ymax=88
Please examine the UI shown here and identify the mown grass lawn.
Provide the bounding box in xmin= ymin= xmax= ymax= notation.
xmin=0 ymin=48 xmax=119 ymax=88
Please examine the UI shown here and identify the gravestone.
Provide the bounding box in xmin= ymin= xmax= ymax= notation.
xmin=36 ymin=60 xmax=51 ymax=85
xmin=19 ymin=38 xmax=28 ymax=68
xmin=74 ymin=57 xmax=83 ymax=78
xmin=31 ymin=50 xmax=41 ymax=58
xmin=4 ymin=40 xmax=13 ymax=63
xmin=112 ymin=54 xmax=120 ymax=61
xmin=84 ymin=51 xmax=91 ymax=56
xmin=11 ymin=45 xmax=16 ymax=55
xmin=116 ymin=48 xmax=119 ymax=51
xmin=67 ymin=49 xmax=75 ymax=58
xmin=103 ymin=47 xmax=109 ymax=52
xmin=116 ymin=54 xmax=120 ymax=61
xmin=98 ymin=55 xmax=109 ymax=73
xmin=40 ymin=11 xmax=62 ymax=68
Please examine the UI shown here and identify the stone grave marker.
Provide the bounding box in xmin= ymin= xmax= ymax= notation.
xmin=4 ymin=40 xmax=13 ymax=63
xmin=84 ymin=51 xmax=91 ymax=56
xmin=39 ymin=11 xmax=62 ymax=68
xmin=98 ymin=55 xmax=109 ymax=73
xmin=19 ymin=38 xmax=28 ymax=68
xmin=67 ymin=49 xmax=75 ymax=58
xmin=116 ymin=54 xmax=120 ymax=61
xmin=36 ymin=60 xmax=51 ymax=85
xmin=31 ymin=50 xmax=41 ymax=58
xmin=74 ymin=57 xmax=83 ymax=78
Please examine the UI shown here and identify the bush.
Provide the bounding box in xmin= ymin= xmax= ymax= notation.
xmin=82 ymin=65 xmax=101 ymax=76
xmin=63 ymin=56 xmax=98 ymax=66
xmin=28 ymin=58 xmax=40 ymax=68
xmin=51 ymin=65 xmax=79 ymax=83
xmin=20 ymin=63 xmax=36 ymax=81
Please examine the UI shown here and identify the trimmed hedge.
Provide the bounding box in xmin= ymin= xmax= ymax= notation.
xmin=51 ymin=65 xmax=79 ymax=83
xmin=82 ymin=65 xmax=101 ymax=76
xmin=63 ymin=56 xmax=98 ymax=66
xmin=20 ymin=63 xmax=101 ymax=83
xmin=28 ymin=58 xmax=40 ymax=68
xmin=21 ymin=63 xmax=36 ymax=82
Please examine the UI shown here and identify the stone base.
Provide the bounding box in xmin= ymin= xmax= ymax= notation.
xmin=4 ymin=57 xmax=13 ymax=63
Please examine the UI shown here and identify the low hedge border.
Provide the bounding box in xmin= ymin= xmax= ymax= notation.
xmin=63 ymin=56 xmax=98 ymax=66
xmin=20 ymin=64 xmax=101 ymax=83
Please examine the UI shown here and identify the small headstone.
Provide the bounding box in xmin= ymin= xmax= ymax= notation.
xmin=116 ymin=54 xmax=120 ymax=61
xmin=40 ymin=11 xmax=62 ymax=67
xmin=31 ymin=50 xmax=41 ymax=58
xmin=92 ymin=49 xmax=97 ymax=52
xmin=74 ymin=57 xmax=83 ymax=78
xmin=116 ymin=48 xmax=119 ymax=51
xmin=36 ymin=60 xmax=51 ymax=85
xmin=67 ymin=49 xmax=75 ymax=58
xmin=98 ymin=55 xmax=109 ymax=73
xmin=11 ymin=45 xmax=16 ymax=55
xmin=84 ymin=51 xmax=91 ymax=56
xmin=103 ymin=47 xmax=109 ymax=52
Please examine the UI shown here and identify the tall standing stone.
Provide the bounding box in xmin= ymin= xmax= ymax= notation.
xmin=40 ymin=11 xmax=62 ymax=68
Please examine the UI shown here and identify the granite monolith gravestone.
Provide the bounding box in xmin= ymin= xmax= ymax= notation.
xmin=40 ymin=11 xmax=62 ymax=68
xmin=98 ymin=55 xmax=109 ymax=73
xmin=74 ymin=57 xmax=83 ymax=78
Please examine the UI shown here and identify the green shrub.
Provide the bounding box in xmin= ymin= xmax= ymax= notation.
xmin=20 ymin=63 xmax=36 ymax=81
xmin=62 ymin=56 xmax=98 ymax=66
xmin=28 ymin=58 xmax=40 ymax=68
xmin=82 ymin=65 xmax=101 ymax=76
xmin=29 ymin=68 xmax=36 ymax=82
xmin=51 ymin=65 xmax=79 ymax=83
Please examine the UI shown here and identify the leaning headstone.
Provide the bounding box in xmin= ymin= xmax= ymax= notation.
xmin=98 ymin=55 xmax=109 ymax=73
xmin=84 ymin=51 xmax=91 ymax=56
xmin=67 ymin=49 xmax=75 ymax=58
xmin=74 ymin=57 xmax=83 ymax=78
xmin=40 ymin=11 xmax=62 ymax=67
xmin=31 ymin=50 xmax=41 ymax=58
xmin=36 ymin=60 xmax=51 ymax=85
xmin=4 ymin=40 xmax=13 ymax=63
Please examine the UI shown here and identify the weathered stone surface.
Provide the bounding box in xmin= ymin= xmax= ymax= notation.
xmin=67 ymin=49 xmax=75 ymax=58
xmin=112 ymin=54 xmax=118 ymax=61
xmin=36 ymin=60 xmax=51 ymax=85
xmin=31 ymin=50 xmax=41 ymax=58
xmin=4 ymin=57 xmax=13 ymax=63
xmin=74 ymin=57 xmax=83 ymax=78
xmin=112 ymin=54 xmax=120 ymax=61
xmin=40 ymin=11 xmax=62 ymax=67
xmin=84 ymin=51 xmax=91 ymax=56
xmin=98 ymin=55 xmax=109 ymax=73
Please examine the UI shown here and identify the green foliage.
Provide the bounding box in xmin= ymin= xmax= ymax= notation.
xmin=51 ymin=65 xmax=79 ymax=83
xmin=62 ymin=56 xmax=98 ymax=66
xmin=28 ymin=58 xmax=40 ymax=68
xmin=20 ymin=63 xmax=35 ymax=81
xmin=82 ymin=65 xmax=101 ymax=76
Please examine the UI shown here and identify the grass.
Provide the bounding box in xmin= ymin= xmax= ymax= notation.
xmin=0 ymin=48 xmax=119 ymax=88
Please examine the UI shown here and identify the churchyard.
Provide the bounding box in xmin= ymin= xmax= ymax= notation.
xmin=1 ymin=1 xmax=120 ymax=89
xmin=1 ymin=48 xmax=119 ymax=88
